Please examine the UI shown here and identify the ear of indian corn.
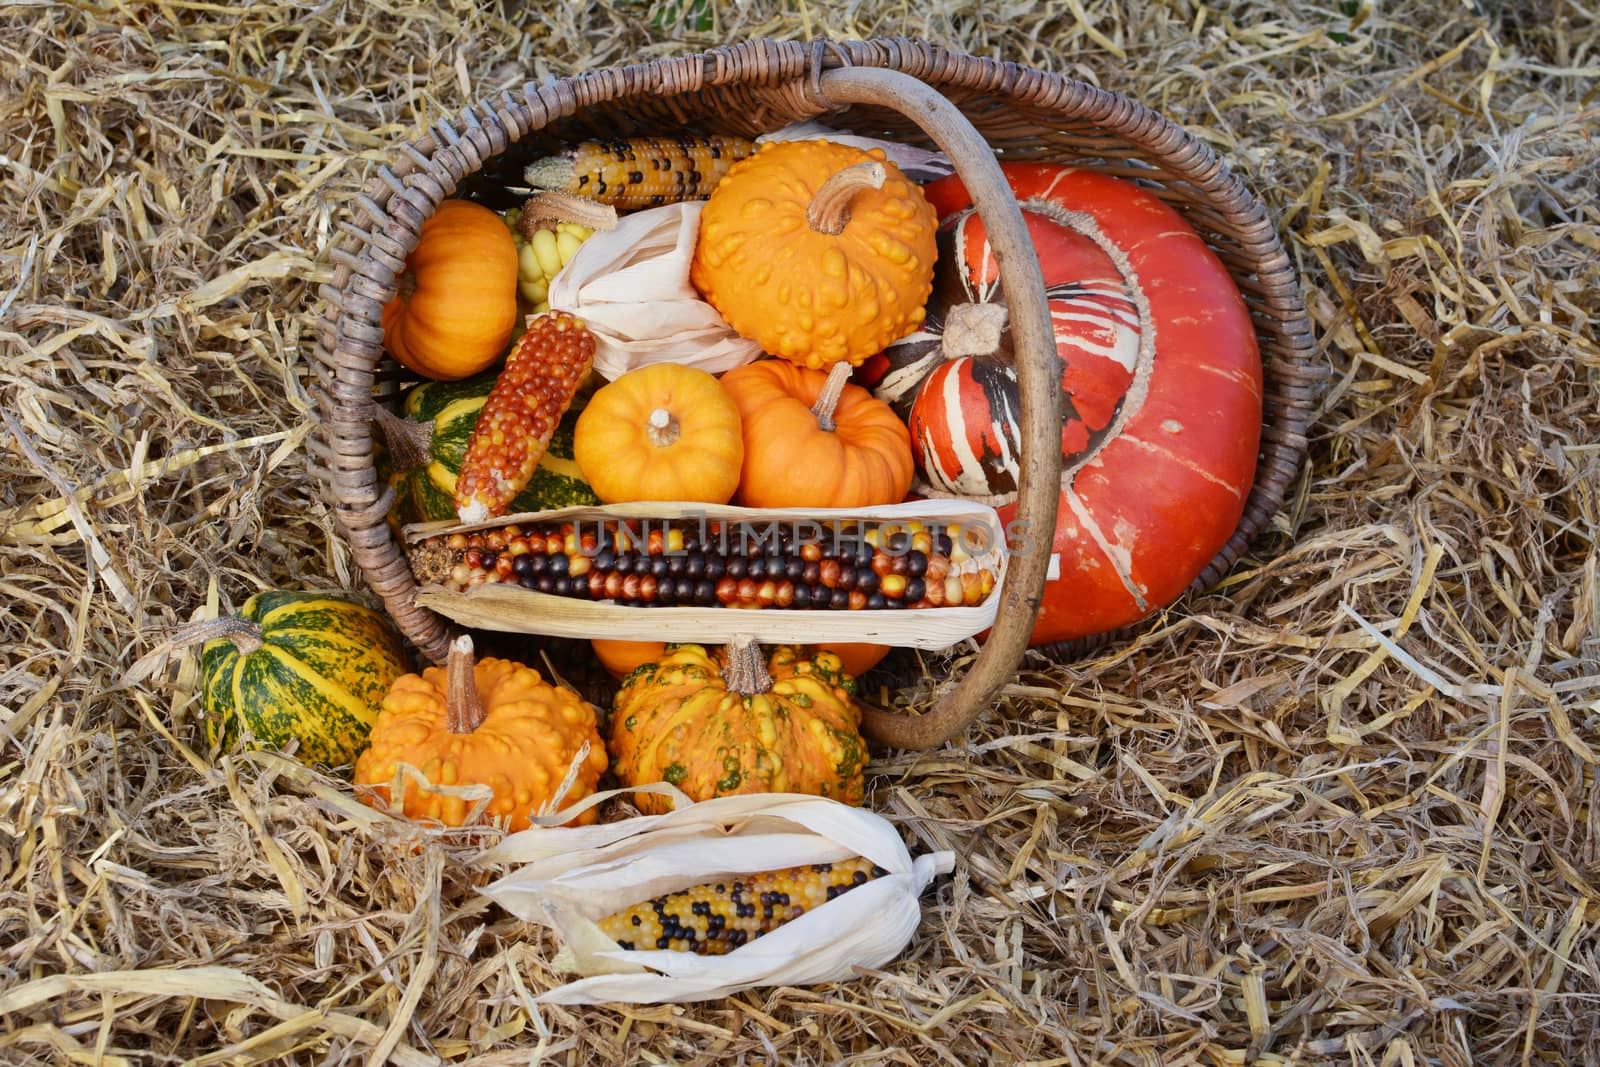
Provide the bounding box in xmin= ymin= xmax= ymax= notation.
xmin=508 ymin=215 xmax=592 ymax=311
xmin=596 ymin=858 xmax=888 ymax=955
xmin=504 ymin=192 xmax=617 ymax=313
xmin=523 ymin=135 xmax=756 ymax=211
xmin=454 ymin=311 xmax=596 ymax=524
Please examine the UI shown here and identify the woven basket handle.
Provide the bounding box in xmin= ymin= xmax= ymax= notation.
xmin=811 ymin=67 xmax=1062 ymax=750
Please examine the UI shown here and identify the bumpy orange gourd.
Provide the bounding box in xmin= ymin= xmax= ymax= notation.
xmin=573 ymin=362 xmax=744 ymax=504
xmin=608 ymin=641 xmax=867 ymax=815
xmin=354 ymin=636 xmax=608 ymax=830
xmin=381 ymin=199 xmax=520 ymax=381
xmin=719 ymin=360 xmax=914 ymax=508
xmin=690 ymin=140 xmax=938 ymax=370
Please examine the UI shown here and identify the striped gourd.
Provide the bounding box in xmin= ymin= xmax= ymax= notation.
xmin=382 ymin=369 xmax=599 ymax=527
xmin=199 ymin=591 xmax=410 ymax=769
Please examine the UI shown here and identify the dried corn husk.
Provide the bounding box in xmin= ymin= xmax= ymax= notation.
xmin=756 ymin=121 xmax=955 ymax=183
xmin=545 ymin=202 xmax=762 ymax=380
xmin=404 ymin=499 xmax=1009 ymax=648
xmin=475 ymin=786 xmax=955 ymax=1004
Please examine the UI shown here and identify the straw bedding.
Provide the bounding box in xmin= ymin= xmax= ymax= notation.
xmin=2 ymin=1 xmax=1596 ymax=1063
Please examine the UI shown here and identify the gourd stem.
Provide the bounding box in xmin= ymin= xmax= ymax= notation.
xmin=805 ymin=162 xmax=887 ymax=236
xmin=810 ymin=362 xmax=854 ymax=433
xmin=645 ymin=407 xmax=681 ymax=448
xmin=171 ymin=617 xmax=264 ymax=656
xmin=119 ymin=616 xmax=263 ymax=689
xmin=723 ymin=636 xmax=774 ymax=696
xmin=940 ymin=302 xmax=1010 ymax=360
xmin=446 ymin=635 xmax=487 ymax=734
xmin=371 ymin=404 xmax=434 ymax=471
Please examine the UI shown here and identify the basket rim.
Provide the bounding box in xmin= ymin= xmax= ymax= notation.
xmin=308 ymin=35 xmax=1322 ymax=720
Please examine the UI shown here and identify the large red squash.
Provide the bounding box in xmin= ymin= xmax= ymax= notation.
xmin=857 ymin=164 xmax=1262 ymax=645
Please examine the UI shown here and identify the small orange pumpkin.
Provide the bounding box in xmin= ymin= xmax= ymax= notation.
xmin=719 ymin=360 xmax=914 ymax=509
xmin=690 ymin=140 xmax=938 ymax=369
xmin=591 ymin=639 xmax=664 ymax=679
xmin=381 ymin=200 xmax=520 ymax=381
xmin=826 ymin=643 xmax=890 ymax=677
xmin=353 ymin=635 xmax=608 ymax=830
xmin=573 ymin=362 xmax=744 ymax=505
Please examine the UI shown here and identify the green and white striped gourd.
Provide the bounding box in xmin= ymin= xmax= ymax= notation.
xmin=198 ymin=591 xmax=410 ymax=769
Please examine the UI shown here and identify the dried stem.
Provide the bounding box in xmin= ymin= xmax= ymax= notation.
xmin=371 ymin=404 xmax=434 ymax=471
xmin=810 ymin=361 xmax=855 ymax=433
xmin=446 ymin=635 xmax=486 ymax=734
xmin=645 ymin=407 xmax=681 ymax=448
xmin=805 ymin=162 xmax=887 ymax=235
xmin=722 ymin=636 xmax=773 ymax=696
xmin=940 ymin=302 xmax=1009 ymax=360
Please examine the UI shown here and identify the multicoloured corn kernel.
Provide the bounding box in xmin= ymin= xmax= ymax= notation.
xmin=597 ymin=858 xmax=890 ymax=955
xmin=523 ymin=136 xmax=757 ymax=212
xmin=409 ymin=518 xmax=1000 ymax=611
xmin=454 ymin=311 xmax=596 ymax=525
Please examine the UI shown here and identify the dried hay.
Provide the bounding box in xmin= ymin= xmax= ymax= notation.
xmin=2 ymin=1 xmax=1597 ymax=1064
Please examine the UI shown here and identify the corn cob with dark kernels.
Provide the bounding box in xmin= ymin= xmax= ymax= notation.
xmin=454 ymin=311 xmax=596 ymax=524
xmin=408 ymin=519 xmax=997 ymax=610
xmin=597 ymin=858 xmax=889 ymax=955
xmin=523 ymin=135 xmax=756 ymax=211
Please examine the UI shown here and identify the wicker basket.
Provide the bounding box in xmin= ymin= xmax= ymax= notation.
xmin=309 ymin=38 xmax=1319 ymax=751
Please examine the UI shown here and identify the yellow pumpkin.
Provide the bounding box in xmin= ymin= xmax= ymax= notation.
xmin=353 ymin=635 xmax=608 ymax=830
xmin=381 ymin=199 xmax=520 ymax=381
xmin=690 ymin=140 xmax=938 ymax=370
xmin=573 ymin=362 xmax=744 ymax=504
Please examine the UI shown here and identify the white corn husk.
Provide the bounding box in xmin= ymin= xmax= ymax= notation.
xmin=475 ymin=786 xmax=955 ymax=1005
xmin=756 ymin=121 xmax=955 ymax=184
xmin=546 ymin=202 xmax=762 ymax=381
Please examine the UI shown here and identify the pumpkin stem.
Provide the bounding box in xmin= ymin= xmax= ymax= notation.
xmin=396 ymin=269 xmax=417 ymax=302
xmin=446 ymin=634 xmax=488 ymax=734
xmin=371 ymin=404 xmax=434 ymax=471
xmin=810 ymin=361 xmax=854 ymax=433
xmin=645 ymin=407 xmax=681 ymax=448
xmin=941 ymin=302 xmax=1009 ymax=360
xmin=805 ymin=162 xmax=887 ymax=236
xmin=723 ymin=636 xmax=774 ymax=696
xmin=517 ymin=191 xmax=619 ymax=236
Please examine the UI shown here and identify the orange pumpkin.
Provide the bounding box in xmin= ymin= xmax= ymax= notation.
xmin=826 ymin=643 xmax=890 ymax=677
xmin=381 ymin=200 xmax=520 ymax=381
xmin=353 ymin=635 xmax=608 ymax=830
xmin=591 ymin=639 xmax=664 ymax=679
xmin=718 ymin=360 xmax=914 ymax=509
xmin=691 ymin=140 xmax=938 ymax=370
xmin=573 ymin=362 xmax=744 ymax=505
